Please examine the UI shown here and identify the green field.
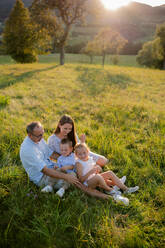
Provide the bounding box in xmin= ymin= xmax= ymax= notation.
xmin=0 ymin=57 xmax=164 ymax=248
xmin=0 ymin=54 xmax=140 ymax=67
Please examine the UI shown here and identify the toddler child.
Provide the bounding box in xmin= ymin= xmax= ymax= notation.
xmin=41 ymin=138 xmax=76 ymax=197
xmin=75 ymin=143 xmax=139 ymax=206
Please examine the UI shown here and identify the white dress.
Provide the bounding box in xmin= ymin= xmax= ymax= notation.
xmin=77 ymin=156 xmax=96 ymax=186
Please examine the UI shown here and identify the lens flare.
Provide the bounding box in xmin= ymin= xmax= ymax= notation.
xmin=101 ymin=0 xmax=131 ymax=10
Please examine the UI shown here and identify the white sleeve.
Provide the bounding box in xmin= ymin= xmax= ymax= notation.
xmin=21 ymin=148 xmax=45 ymax=172
xmin=76 ymin=133 xmax=80 ymax=143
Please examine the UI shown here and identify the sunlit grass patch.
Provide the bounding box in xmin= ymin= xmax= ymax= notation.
xmin=0 ymin=60 xmax=164 ymax=247
xmin=0 ymin=95 xmax=10 ymax=107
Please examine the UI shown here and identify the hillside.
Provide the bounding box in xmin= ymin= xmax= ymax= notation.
xmin=0 ymin=1 xmax=165 ymax=44
xmin=0 ymin=58 xmax=165 ymax=247
xmin=72 ymin=1 xmax=165 ymax=44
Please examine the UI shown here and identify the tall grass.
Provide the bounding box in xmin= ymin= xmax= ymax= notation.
xmin=0 ymin=60 xmax=164 ymax=248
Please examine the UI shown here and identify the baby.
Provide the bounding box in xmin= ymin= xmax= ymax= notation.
xmin=75 ymin=143 xmax=139 ymax=206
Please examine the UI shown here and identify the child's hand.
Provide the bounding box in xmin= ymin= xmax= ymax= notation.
xmin=54 ymin=165 xmax=59 ymax=170
xmin=95 ymin=165 xmax=102 ymax=173
xmin=80 ymin=134 xmax=86 ymax=143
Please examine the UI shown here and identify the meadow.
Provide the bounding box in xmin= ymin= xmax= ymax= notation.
xmin=0 ymin=53 xmax=140 ymax=67
xmin=0 ymin=55 xmax=164 ymax=248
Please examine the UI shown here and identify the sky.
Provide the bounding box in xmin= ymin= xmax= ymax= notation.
xmin=134 ymin=0 xmax=165 ymax=7
xmin=101 ymin=0 xmax=165 ymax=10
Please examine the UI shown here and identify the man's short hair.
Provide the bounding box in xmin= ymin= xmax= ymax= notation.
xmin=26 ymin=121 xmax=42 ymax=134
xmin=60 ymin=138 xmax=72 ymax=147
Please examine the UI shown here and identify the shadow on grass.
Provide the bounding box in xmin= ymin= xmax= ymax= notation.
xmin=0 ymin=65 xmax=59 ymax=89
xmin=76 ymin=66 xmax=140 ymax=96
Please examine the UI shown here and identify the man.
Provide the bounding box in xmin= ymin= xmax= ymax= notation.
xmin=20 ymin=121 xmax=110 ymax=199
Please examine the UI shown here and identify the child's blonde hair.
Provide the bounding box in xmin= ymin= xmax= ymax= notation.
xmin=74 ymin=143 xmax=89 ymax=155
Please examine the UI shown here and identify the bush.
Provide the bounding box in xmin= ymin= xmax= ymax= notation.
xmin=0 ymin=95 xmax=10 ymax=107
xmin=11 ymin=52 xmax=37 ymax=63
xmin=111 ymin=55 xmax=120 ymax=65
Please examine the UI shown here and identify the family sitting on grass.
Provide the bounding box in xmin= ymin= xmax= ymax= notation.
xmin=20 ymin=114 xmax=139 ymax=206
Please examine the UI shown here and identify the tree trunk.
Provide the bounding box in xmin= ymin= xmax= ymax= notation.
xmin=163 ymin=59 xmax=165 ymax=70
xmin=60 ymin=46 xmax=65 ymax=65
xmin=102 ymin=53 xmax=105 ymax=67
xmin=90 ymin=55 xmax=93 ymax=64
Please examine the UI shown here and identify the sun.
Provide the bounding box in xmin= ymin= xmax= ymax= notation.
xmin=101 ymin=0 xmax=131 ymax=10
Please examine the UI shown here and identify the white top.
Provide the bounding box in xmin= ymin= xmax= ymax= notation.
xmin=77 ymin=156 xmax=96 ymax=177
xmin=57 ymin=152 xmax=76 ymax=173
xmin=20 ymin=136 xmax=54 ymax=185
xmin=47 ymin=134 xmax=61 ymax=154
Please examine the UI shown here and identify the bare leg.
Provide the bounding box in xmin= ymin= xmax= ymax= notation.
xmin=75 ymin=183 xmax=111 ymax=200
xmin=101 ymin=171 xmax=128 ymax=191
xmin=106 ymin=179 xmax=114 ymax=186
xmin=87 ymin=174 xmax=113 ymax=191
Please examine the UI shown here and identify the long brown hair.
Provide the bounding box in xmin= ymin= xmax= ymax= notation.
xmin=54 ymin=114 xmax=77 ymax=148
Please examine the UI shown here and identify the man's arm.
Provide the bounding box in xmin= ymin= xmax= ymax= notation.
xmin=42 ymin=166 xmax=80 ymax=185
xmin=60 ymin=165 xmax=74 ymax=172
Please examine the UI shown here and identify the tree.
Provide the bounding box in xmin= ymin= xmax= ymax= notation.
xmin=3 ymin=0 xmax=38 ymax=63
xmin=92 ymin=28 xmax=127 ymax=66
xmin=30 ymin=0 xmax=90 ymax=65
xmin=156 ymin=23 xmax=165 ymax=69
xmin=137 ymin=23 xmax=165 ymax=69
xmin=137 ymin=38 xmax=163 ymax=69
xmin=81 ymin=40 xmax=97 ymax=64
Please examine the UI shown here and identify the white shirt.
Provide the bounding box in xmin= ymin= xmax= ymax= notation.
xmin=47 ymin=134 xmax=61 ymax=154
xmin=20 ymin=136 xmax=54 ymax=185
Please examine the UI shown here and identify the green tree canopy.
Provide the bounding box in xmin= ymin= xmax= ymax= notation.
xmin=91 ymin=27 xmax=127 ymax=66
xmin=30 ymin=0 xmax=90 ymax=65
xmin=137 ymin=22 xmax=165 ymax=69
xmin=156 ymin=23 xmax=165 ymax=69
xmin=81 ymin=40 xmax=98 ymax=64
xmin=136 ymin=39 xmax=163 ymax=69
xmin=3 ymin=0 xmax=38 ymax=63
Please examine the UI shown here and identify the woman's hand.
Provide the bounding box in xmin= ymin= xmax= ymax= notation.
xmin=95 ymin=165 xmax=102 ymax=173
xmin=91 ymin=165 xmax=102 ymax=174
xmin=90 ymin=166 xmax=100 ymax=174
xmin=79 ymin=134 xmax=86 ymax=143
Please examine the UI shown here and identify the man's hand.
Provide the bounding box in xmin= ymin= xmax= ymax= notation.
xmin=66 ymin=174 xmax=81 ymax=186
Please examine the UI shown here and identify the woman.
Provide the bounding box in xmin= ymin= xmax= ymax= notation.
xmin=48 ymin=114 xmax=108 ymax=166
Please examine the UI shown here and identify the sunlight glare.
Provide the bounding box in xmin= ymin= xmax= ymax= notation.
xmin=101 ymin=0 xmax=131 ymax=10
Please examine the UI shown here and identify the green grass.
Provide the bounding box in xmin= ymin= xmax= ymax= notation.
xmin=0 ymin=58 xmax=164 ymax=248
xmin=0 ymin=54 xmax=140 ymax=67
